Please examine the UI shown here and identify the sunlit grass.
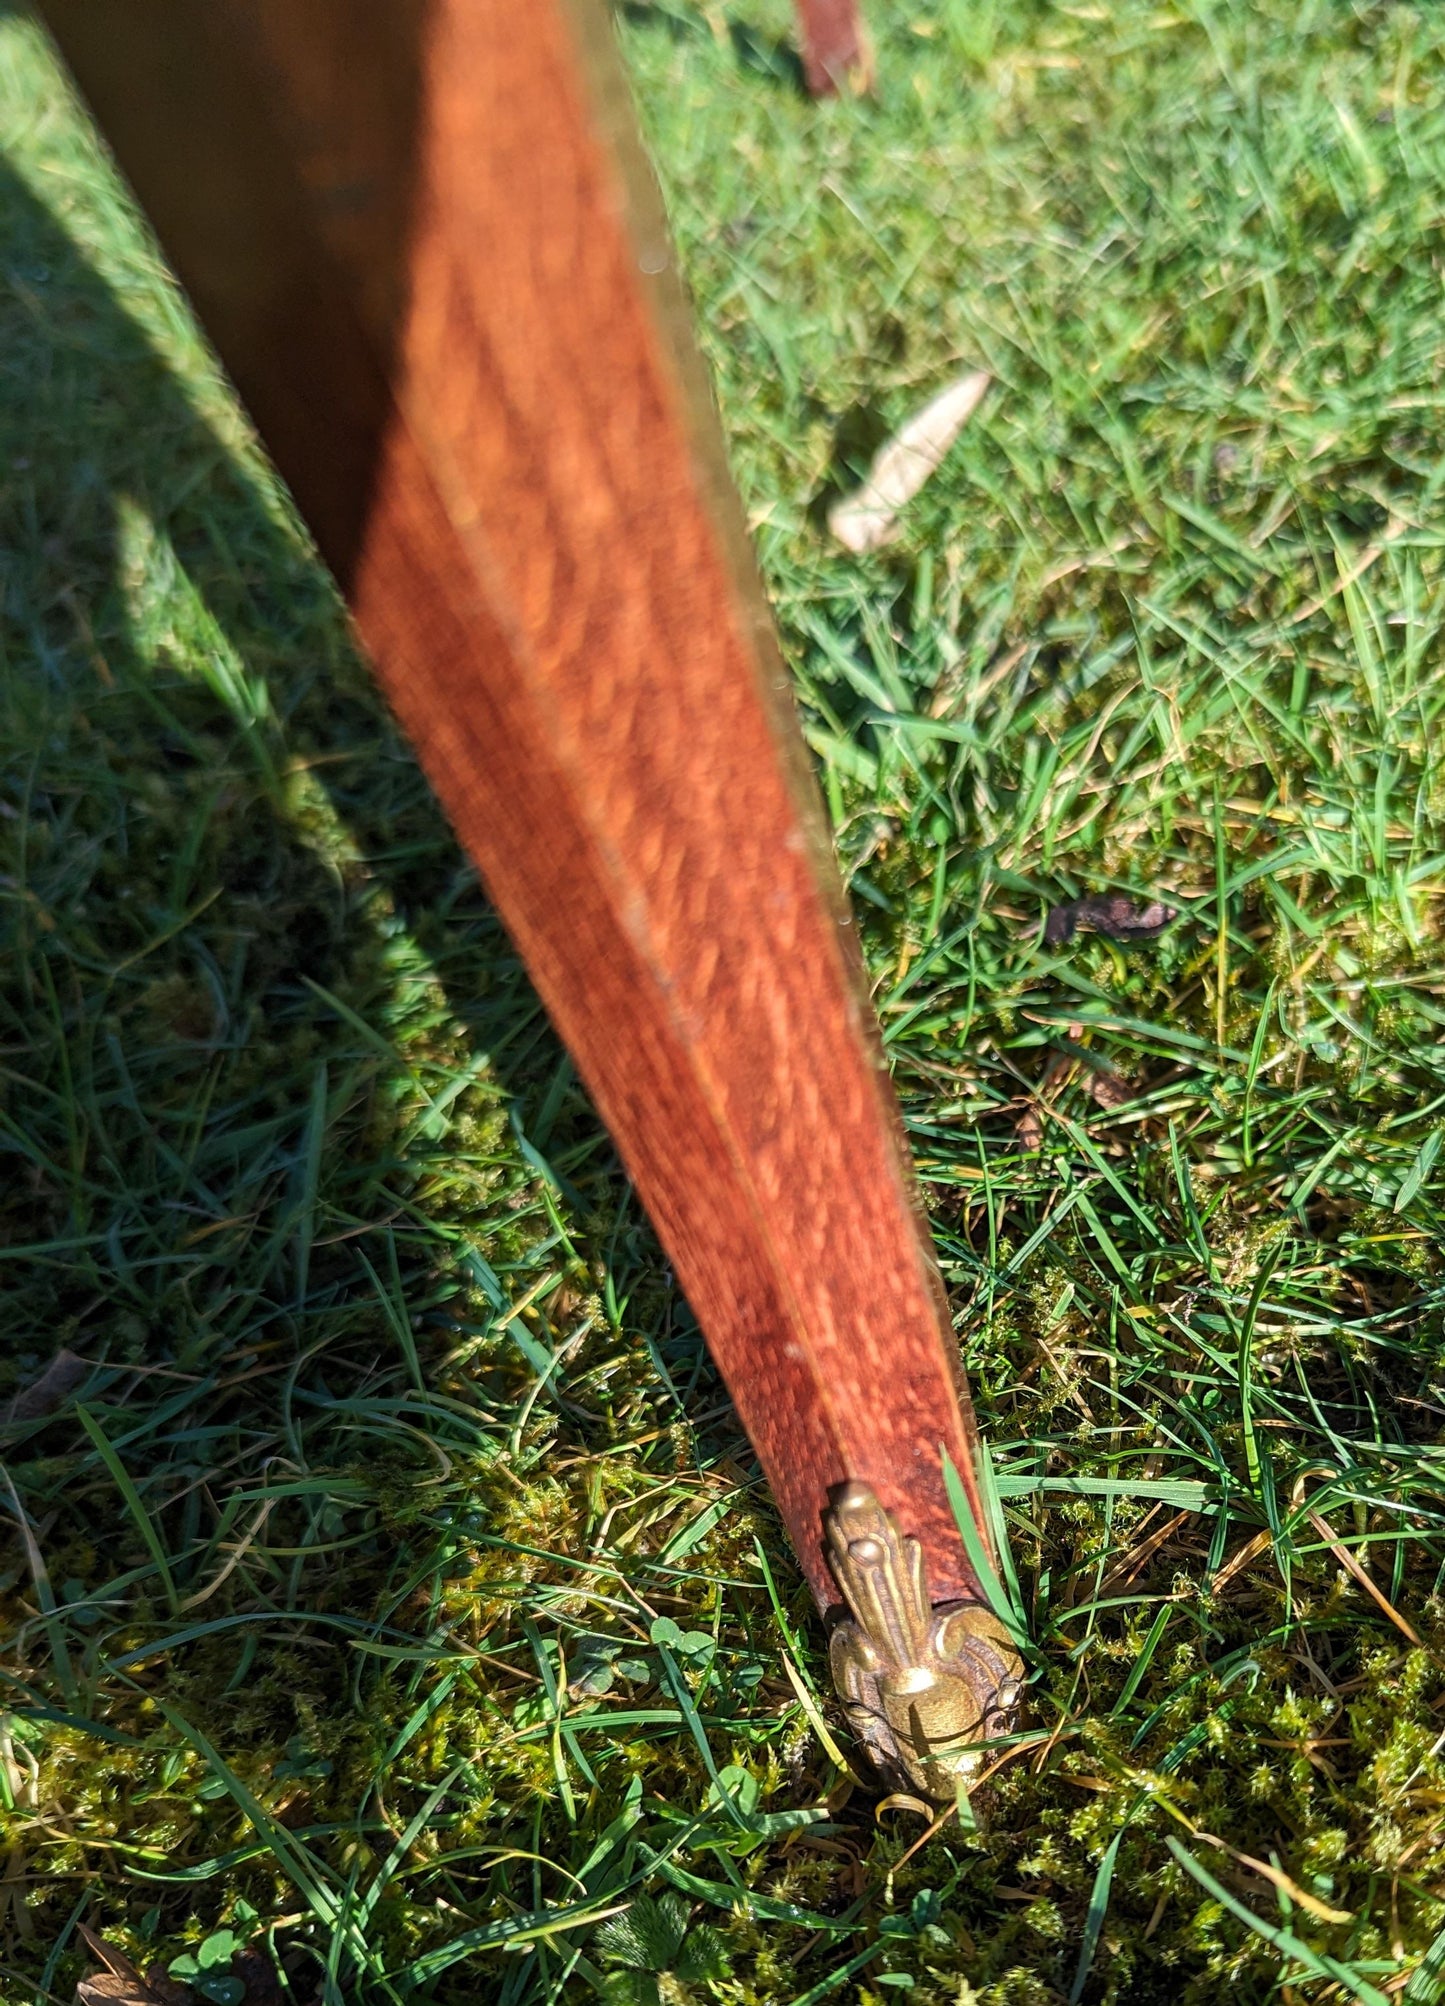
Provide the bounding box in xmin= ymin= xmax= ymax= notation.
xmin=4 ymin=1 xmax=1445 ymax=2000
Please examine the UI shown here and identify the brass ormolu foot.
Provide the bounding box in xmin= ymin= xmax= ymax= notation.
xmin=825 ymin=1481 xmax=1023 ymax=1800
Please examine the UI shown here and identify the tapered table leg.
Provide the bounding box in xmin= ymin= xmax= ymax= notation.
xmin=36 ymin=0 xmax=1014 ymax=1792
xmin=795 ymin=0 xmax=871 ymax=95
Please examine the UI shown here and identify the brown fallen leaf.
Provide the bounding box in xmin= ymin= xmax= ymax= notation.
xmin=74 ymin=1928 xmax=192 ymax=2006
xmin=1015 ymin=1101 xmax=1044 ymax=1152
xmin=1079 ymin=1058 xmax=1130 ymax=1111
xmin=1211 ymin=1528 xmax=1273 ymax=1593
xmin=1014 ymin=1036 xmax=1133 ymax=1149
xmin=76 ymin=1982 xmax=192 ymax=2006
xmin=6 ymin=1347 xmax=88 ymax=1423
xmin=1043 ymin=894 xmax=1177 ymax=948
xmin=73 ymin=1927 xmax=289 ymax=2006
xmin=828 ymin=370 xmax=990 ymax=553
xmin=1099 ymin=1508 xmax=1195 ymax=1597
xmin=77 ymin=1928 xmax=135 ymax=1981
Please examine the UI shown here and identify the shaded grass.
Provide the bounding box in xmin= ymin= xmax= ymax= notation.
xmin=4 ymin=0 xmax=1445 ymax=2000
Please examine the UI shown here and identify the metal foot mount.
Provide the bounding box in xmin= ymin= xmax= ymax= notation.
xmin=825 ymin=1481 xmax=1023 ymax=1800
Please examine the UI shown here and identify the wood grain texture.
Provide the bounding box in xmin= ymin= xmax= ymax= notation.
xmin=38 ymin=0 xmax=987 ymax=1611
xmin=794 ymin=0 xmax=871 ymax=95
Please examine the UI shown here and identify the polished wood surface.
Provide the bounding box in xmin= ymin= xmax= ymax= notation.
xmin=37 ymin=0 xmax=987 ymax=1611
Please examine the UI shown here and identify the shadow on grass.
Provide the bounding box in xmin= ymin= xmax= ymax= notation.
xmin=0 ymin=114 xmax=747 ymax=1994
xmin=0 ymin=137 xmax=615 ymax=1341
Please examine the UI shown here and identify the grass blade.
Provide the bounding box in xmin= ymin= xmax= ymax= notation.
xmin=1165 ymin=1838 xmax=1389 ymax=2006
xmin=75 ymin=1405 xmax=179 ymax=1616
xmin=1 ymin=1465 xmax=76 ymax=1704
xmin=1070 ymin=1824 xmax=1125 ymax=2004
xmin=942 ymin=1450 xmax=1030 ymax=1652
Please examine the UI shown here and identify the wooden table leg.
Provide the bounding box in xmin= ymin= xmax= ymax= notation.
xmin=36 ymin=0 xmax=1015 ymax=1792
xmin=795 ymin=0 xmax=871 ymax=95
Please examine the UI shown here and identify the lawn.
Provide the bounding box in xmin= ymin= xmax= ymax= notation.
xmin=4 ymin=0 xmax=1445 ymax=2000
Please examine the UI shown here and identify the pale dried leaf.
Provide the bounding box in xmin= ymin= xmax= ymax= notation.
xmin=1307 ymin=1506 xmax=1423 ymax=1646
xmin=875 ymin=1791 xmax=935 ymax=1819
xmin=829 ymin=370 xmax=990 ymax=553
xmin=1211 ymin=1528 xmax=1272 ymax=1592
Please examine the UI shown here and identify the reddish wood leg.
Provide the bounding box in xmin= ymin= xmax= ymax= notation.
xmin=37 ymin=0 xmax=1013 ymax=1790
xmin=794 ymin=0 xmax=872 ymax=95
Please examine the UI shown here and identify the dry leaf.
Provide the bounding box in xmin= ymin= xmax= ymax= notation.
xmin=71 ymin=1928 xmax=223 ymax=2006
xmin=73 ymin=1928 xmax=191 ymax=2006
xmin=1079 ymin=1059 xmax=1130 ymax=1111
xmin=1014 ymin=1036 xmax=1132 ymax=1149
xmin=1211 ymin=1528 xmax=1273 ymax=1593
xmin=1042 ymin=894 xmax=1177 ymax=948
xmin=6 ymin=1348 xmax=88 ymax=1423
xmin=76 ymin=1981 xmax=192 ymax=2006
xmin=828 ymin=369 xmax=990 ymax=553
xmin=76 ymin=1926 xmax=140 ymax=1982
xmin=1015 ymin=1101 xmax=1044 ymax=1152
xmin=1307 ymin=1506 xmax=1423 ymax=1646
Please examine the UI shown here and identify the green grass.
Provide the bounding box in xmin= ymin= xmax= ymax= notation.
xmin=4 ymin=0 xmax=1445 ymax=1999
